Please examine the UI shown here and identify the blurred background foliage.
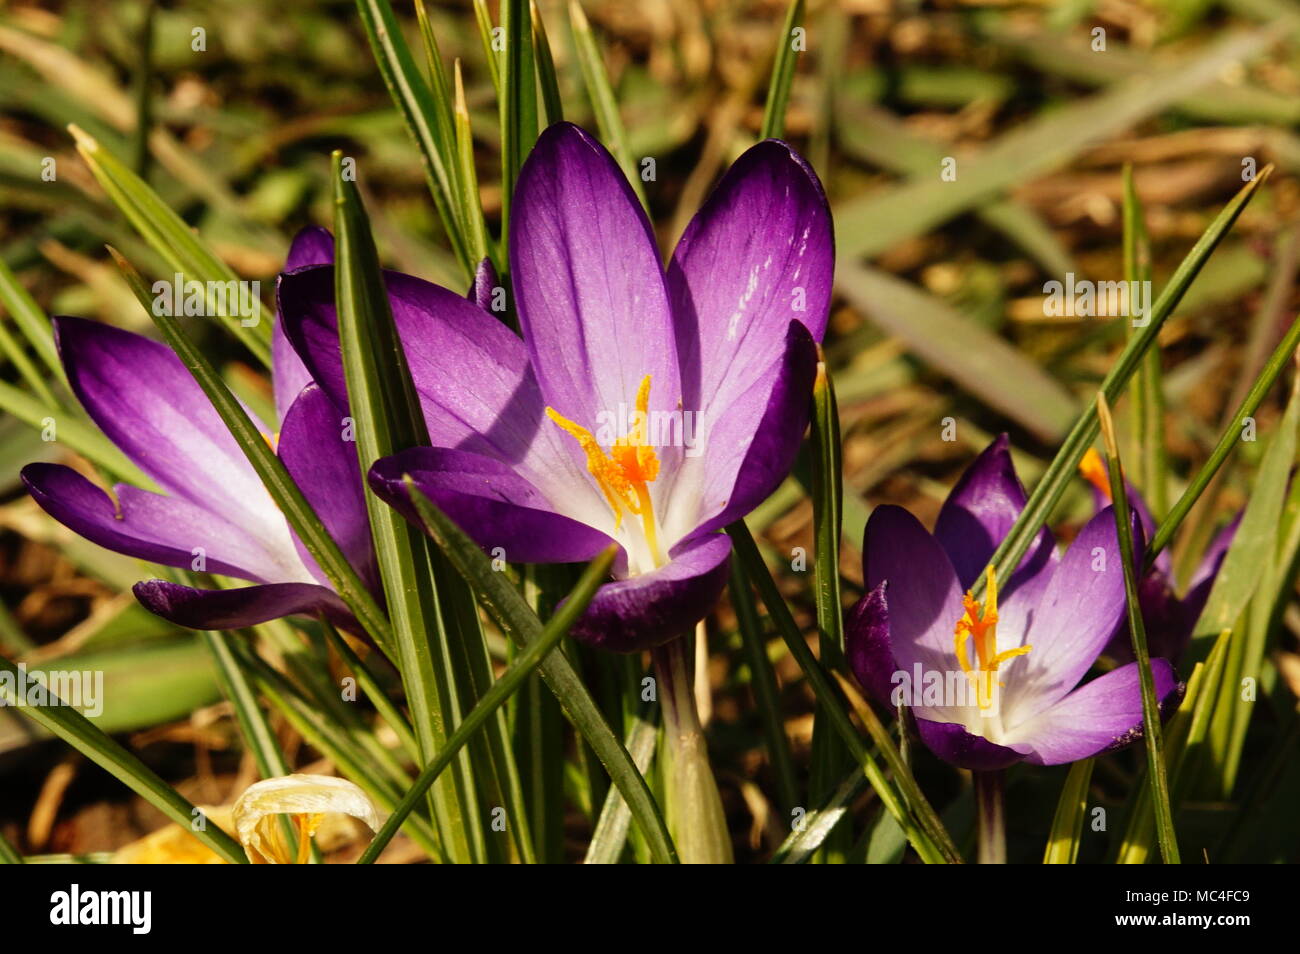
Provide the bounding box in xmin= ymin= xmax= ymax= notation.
xmin=1 ymin=0 xmax=1299 ymax=861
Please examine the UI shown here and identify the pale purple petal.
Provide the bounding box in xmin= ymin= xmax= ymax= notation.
xmin=567 ymin=534 xmax=732 ymax=652
xmin=469 ymin=257 xmax=500 ymax=314
xmin=22 ymin=464 xmax=288 ymax=583
xmin=369 ymin=446 xmax=616 ymax=566
xmin=1008 ymin=658 xmax=1181 ymax=765
xmin=1002 ymin=506 xmax=1135 ymax=723
xmin=278 ymin=265 xmax=610 ymax=530
xmin=54 ymin=317 xmax=308 ymax=579
xmin=509 ymin=123 xmax=680 ymax=468
xmin=862 ymin=505 xmax=967 ymax=697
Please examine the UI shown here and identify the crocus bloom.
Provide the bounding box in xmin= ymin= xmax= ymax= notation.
xmin=232 ymin=774 xmax=383 ymax=864
xmin=1078 ymin=449 xmax=1237 ymax=663
xmin=846 ymin=435 xmax=1182 ymax=770
xmin=284 ymin=122 xmax=833 ymax=651
xmin=21 ymin=230 xmax=378 ymax=631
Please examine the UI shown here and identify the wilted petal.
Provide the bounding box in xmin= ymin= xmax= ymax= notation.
xmin=369 ymin=446 xmax=616 ymax=565
xmin=568 ymin=533 xmax=732 ymax=652
xmin=134 ymin=579 xmax=353 ymax=631
xmin=22 ymin=463 xmax=290 ymax=584
xmin=232 ymin=773 xmax=383 ymax=864
xmin=509 ymin=123 xmax=680 ymax=474
xmin=1007 ymin=658 xmax=1181 ymax=765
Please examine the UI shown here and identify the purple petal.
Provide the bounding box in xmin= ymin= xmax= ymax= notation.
xmin=274 ymin=228 xmax=335 ymax=421
xmin=1009 ymin=658 xmax=1182 ymax=765
xmin=469 ymin=257 xmax=500 ymax=315
xmin=667 ymin=138 xmax=833 ymax=415
xmin=277 ymin=384 xmax=377 ymax=591
xmin=509 ymin=123 xmax=680 ymax=457
xmin=21 ymin=464 xmax=291 ymax=584
xmin=278 ymin=265 xmax=610 ymax=529
xmin=1002 ymin=506 xmax=1136 ymax=723
xmin=845 ymin=581 xmax=897 ymax=705
xmin=862 ymin=505 xmax=967 ymax=693
xmin=51 ymin=317 xmax=307 ymax=577
xmin=673 ymin=321 xmax=817 ymax=539
xmin=134 ymin=579 xmax=353 ymax=631
xmin=567 ymin=534 xmax=732 ymax=652
xmin=913 ymin=717 xmax=1025 ymax=771
xmin=369 ymin=446 xmax=616 ymax=565
xmin=933 ymin=434 xmax=1058 ymax=596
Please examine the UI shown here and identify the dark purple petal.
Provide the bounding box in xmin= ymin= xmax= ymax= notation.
xmin=862 ymin=505 xmax=966 ymax=684
xmin=134 ymin=579 xmax=353 ymax=631
xmin=1002 ymin=506 xmax=1137 ymax=723
xmin=285 ymin=226 xmax=335 ymax=270
xmin=567 ymin=534 xmax=732 ymax=652
xmin=277 ymin=384 xmax=378 ymax=592
xmin=274 ymin=228 xmax=335 ymax=420
xmin=676 ymin=321 xmax=817 ymax=538
xmin=53 ymin=316 xmax=299 ymax=565
xmin=913 ymin=717 xmax=1025 ymax=771
xmin=509 ymin=123 xmax=680 ymax=452
xmin=369 ymin=446 xmax=616 ymax=565
xmin=933 ymin=434 xmax=1057 ymax=596
xmin=469 ymin=257 xmax=500 ymax=314
xmin=1009 ymin=658 xmax=1182 ymax=765
xmin=278 ymin=265 xmax=610 ymax=527
xmin=666 ymin=138 xmax=833 ymax=417
xmin=21 ymin=463 xmax=288 ymax=583
xmin=845 ymin=581 xmax=896 ymax=705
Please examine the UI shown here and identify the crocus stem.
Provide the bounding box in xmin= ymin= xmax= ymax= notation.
xmin=652 ymin=635 xmax=733 ymax=864
xmin=974 ymin=770 xmax=1007 ymax=864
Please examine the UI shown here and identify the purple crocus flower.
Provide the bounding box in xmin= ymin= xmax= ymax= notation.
xmin=20 ymin=230 xmax=378 ymax=631
xmin=1077 ymin=450 xmax=1238 ymax=664
xmin=846 ymin=435 xmax=1183 ymax=770
xmin=282 ymin=123 xmax=833 ymax=651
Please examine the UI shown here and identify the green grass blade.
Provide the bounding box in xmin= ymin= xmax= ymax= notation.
xmin=0 ymin=257 xmax=62 ymax=383
xmin=532 ymin=0 xmax=565 ymax=127
xmin=70 ymin=127 xmax=271 ymax=365
xmin=453 ymin=61 xmax=492 ymax=270
xmin=568 ymin=0 xmax=649 ymax=211
xmin=359 ymin=533 xmax=618 ymax=864
xmin=473 ymin=0 xmax=502 ymax=96
xmin=0 ymin=827 xmax=21 ymax=864
xmin=759 ymin=0 xmax=804 ymax=140
xmin=0 ymin=651 xmax=245 ymax=863
xmin=727 ymin=520 xmax=959 ymax=863
xmin=332 ymin=153 xmax=481 ymax=862
xmin=974 ymin=168 xmax=1270 ymax=600
xmin=393 ymin=482 xmax=678 ymax=863
xmin=354 ymin=0 xmax=472 ymax=279
xmin=500 ymin=0 xmax=538 ymax=253
xmin=584 ymin=704 xmax=658 ymax=863
xmin=320 ymin=618 xmax=419 ymax=762
xmin=1098 ymin=393 xmax=1179 ymax=863
xmin=1043 ymin=758 xmax=1095 ymax=864
xmin=729 ymin=558 xmax=798 ymax=813
xmin=771 ymin=768 xmax=870 ymax=864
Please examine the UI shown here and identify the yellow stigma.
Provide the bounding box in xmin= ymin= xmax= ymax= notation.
xmin=546 ymin=374 xmax=663 ymax=565
xmin=953 ymin=567 xmax=1031 ymax=710
xmin=1079 ymin=447 xmax=1112 ymax=502
xmin=247 ymin=811 xmax=323 ymax=865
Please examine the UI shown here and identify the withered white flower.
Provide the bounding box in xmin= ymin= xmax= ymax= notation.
xmin=232 ymin=773 xmax=384 ymax=864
